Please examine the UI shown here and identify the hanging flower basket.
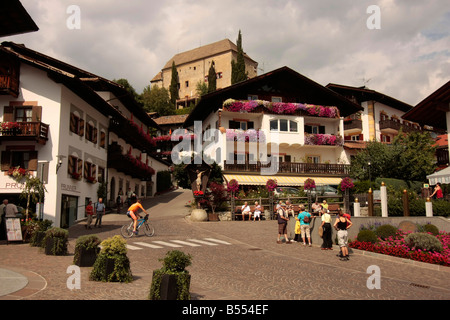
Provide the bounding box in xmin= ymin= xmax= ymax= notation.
xmin=303 ymin=178 xmax=316 ymax=191
xmin=227 ymin=179 xmax=239 ymax=193
xmin=265 ymin=179 xmax=278 ymax=192
xmin=340 ymin=177 xmax=354 ymax=192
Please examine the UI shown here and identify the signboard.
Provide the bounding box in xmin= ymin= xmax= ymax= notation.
xmin=6 ymin=218 xmax=23 ymax=242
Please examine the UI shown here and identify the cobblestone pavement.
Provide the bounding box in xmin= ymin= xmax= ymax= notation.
xmin=1 ymin=189 xmax=449 ymax=302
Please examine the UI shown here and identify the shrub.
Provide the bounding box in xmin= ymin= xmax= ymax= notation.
xmin=405 ymin=232 xmax=443 ymax=253
xmin=89 ymin=235 xmax=132 ymax=283
xmin=149 ymin=250 xmax=192 ymax=300
xmin=44 ymin=227 xmax=68 ymax=255
xmin=73 ymin=235 xmax=101 ymax=266
xmin=418 ymin=224 xmax=439 ymax=236
xmin=375 ymin=224 xmax=398 ymax=240
xmin=357 ymin=230 xmax=378 ymax=243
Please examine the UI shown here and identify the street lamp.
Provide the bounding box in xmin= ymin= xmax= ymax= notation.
xmin=368 ymin=161 xmax=371 ymax=185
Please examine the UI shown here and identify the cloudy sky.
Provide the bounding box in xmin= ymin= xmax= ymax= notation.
xmin=6 ymin=0 xmax=450 ymax=106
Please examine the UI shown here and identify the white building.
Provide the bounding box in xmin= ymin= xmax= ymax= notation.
xmin=182 ymin=67 xmax=362 ymax=187
xmin=0 ymin=42 xmax=165 ymax=227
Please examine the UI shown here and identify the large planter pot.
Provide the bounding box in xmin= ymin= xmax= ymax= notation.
xmin=45 ymin=237 xmax=67 ymax=256
xmin=74 ymin=247 xmax=100 ymax=267
xmin=208 ymin=213 xmax=219 ymax=221
xmin=190 ymin=209 xmax=208 ymax=222
xmin=150 ymin=271 xmax=191 ymax=300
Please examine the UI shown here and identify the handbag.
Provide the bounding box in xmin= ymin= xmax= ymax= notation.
xmin=318 ymin=224 xmax=323 ymax=238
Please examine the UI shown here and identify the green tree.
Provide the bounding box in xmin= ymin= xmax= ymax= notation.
xmin=391 ymin=130 xmax=436 ymax=181
xmin=231 ymin=30 xmax=248 ymax=84
xmin=113 ymin=78 xmax=142 ymax=106
xmin=142 ymin=85 xmax=174 ymax=116
xmin=169 ymin=61 xmax=179 ymax=106
xmin=208 ymin=61 xmax=217 ymax=93
xmin=196 ymin=80 xmax=208 ymax=97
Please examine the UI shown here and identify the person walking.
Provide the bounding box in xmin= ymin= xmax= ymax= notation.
xmin=85 ymin=200 xmax=94 ymax=229
xmin=298 ymin=205 xmax=313 ymax=247
xmin=94 ymin=198 xmax=105 ymax=228
xmin=277 ymin=203 xmax=291 ymax=244
xmin=334 ymin=209 xmax=352 ymax=261
xmin=320 ymin=209 xmax=333 ymax=250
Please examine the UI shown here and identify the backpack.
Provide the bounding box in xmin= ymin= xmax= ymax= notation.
xmin=303 ymin=213 xmax=310 ymax=223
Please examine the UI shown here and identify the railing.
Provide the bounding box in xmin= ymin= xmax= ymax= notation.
xmin=223 ymin=161 xmax=350 ymax=175
xmin=0 ymin=122 xmax=49 ymax=142
xmin=344 ymin=119 xmax=362 ymax=131
xmin=0 ymin=75 xmax=19 ymax=96
xmin=107 ymin=143 xmax=155 ymax=180
xmin=379 ymin=119 xmax=420 ymax=133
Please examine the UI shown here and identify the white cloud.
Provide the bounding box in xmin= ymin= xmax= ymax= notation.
xmin=4 ymin=0 xmax=449 ymax=105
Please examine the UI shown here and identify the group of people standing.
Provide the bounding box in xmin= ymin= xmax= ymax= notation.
xmin=85 ymin=198 xmax=106 ymax=229
xmin=276 ymin=200 xmax=352 ymax=261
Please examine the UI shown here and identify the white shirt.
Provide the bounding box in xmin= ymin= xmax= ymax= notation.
xmin=241 ymin=205 xmax=251 ymax=213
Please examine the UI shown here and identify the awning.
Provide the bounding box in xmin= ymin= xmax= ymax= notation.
xmin=427 ymin=166 xmax=450 ymax=185
xmin=223 ymin=174 xmax=342 ymax=186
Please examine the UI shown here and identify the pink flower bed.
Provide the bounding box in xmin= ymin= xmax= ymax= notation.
xmin=349 ymin=231 xmax=450 ymax=267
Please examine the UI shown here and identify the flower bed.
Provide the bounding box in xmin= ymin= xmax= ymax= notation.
xmin=223 ymin=99 xmax=340 ymax=118
xmin=349 ymin=231 xmax=450 ymax=267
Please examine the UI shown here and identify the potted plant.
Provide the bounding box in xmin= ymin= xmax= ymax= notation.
xmin=89 ymin=235 xmax=133 ymax=283
xmin=149 ymin=250 xmax=192 ymax=300
xmin=44 ymin=227 xmax=68 ymax=256
xmin=73 ymin=235 xmax=101 ymax=267
xmin=29 ymin=219 xmax=53 ymax=247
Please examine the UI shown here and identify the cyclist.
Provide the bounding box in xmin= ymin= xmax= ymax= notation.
xmin=127 ymin=199 xmax=149 ymax=235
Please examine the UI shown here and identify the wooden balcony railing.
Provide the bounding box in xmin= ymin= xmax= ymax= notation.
xmin=107 ymin=143 xmax=155 ymax=180
xmin=0 ymin=122 xmax=49 ymax=144
xmin=223 ymin=161 xmax=350 ymax=176
xmin=0 ymin=75 xmax=19 ymax=97
xmin=379 ymin=119 xmax=420 ymax=133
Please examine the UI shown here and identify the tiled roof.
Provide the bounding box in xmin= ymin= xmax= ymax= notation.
xmin=153 ymin=114 xmax=188 ymax=125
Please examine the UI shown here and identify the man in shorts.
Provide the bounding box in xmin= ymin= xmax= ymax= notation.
xmin=127 ymin=199 xmax=149 ymax=235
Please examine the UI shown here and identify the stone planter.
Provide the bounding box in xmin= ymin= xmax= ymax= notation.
xmin=44 ymin=237 xmax=67 ymax=256
xmin=150 ymin=272 xmax=191 ymax=300
xmin=74 ymin=247 xmax=100 ymax=267
xmin=208 ymin=213 xmax=219 ymax=221
xmin=190 ymin=209 xmax=208 ymax=222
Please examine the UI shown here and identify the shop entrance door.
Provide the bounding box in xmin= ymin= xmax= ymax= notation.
xmin=60 ymin=194 xmax=78 ymax=228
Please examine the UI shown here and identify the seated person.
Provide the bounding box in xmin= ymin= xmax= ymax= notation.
xmin=253 ymin=201 xmax=263 ymax=221
xmin=311 ymin=201 xmax=322 ymax=216
xmin=286 ymin=200 xmax=295 ymax=217
xmin=241 ymin=201 xmax=251 ymax=221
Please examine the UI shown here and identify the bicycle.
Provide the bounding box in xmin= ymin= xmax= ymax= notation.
xmin=121 ymin=214 xmax=155 ymax=238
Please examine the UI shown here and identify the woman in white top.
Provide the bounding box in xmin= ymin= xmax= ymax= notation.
xmin=253 ymin=201 xmax=262 ymax=221
xmin=320 ymin=209 xmax=333 ymax=250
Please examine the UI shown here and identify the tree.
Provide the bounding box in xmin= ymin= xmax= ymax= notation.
xmin=113 ymin=78 xmax=142 ymax=106
xmin=169 ymin=61 xmax=179 ymax=106
xmin=349 ymin=130 xmax=437 ymax=182
xmin=231 ymin=30 xmax=248 ymax=84
xmin=207 ymin=61 xmax=217 ymax=93
xmin=141 ymin=85 xmax=174 ymax=116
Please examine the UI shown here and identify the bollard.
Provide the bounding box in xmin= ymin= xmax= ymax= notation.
xmin=425 ymin=197 xmax=433 ymax=217
xmin=368 ymin=188 xmax=374 ymax=217
xmin=354 ymin=198 xmax=360 ymax=217
xmin=402 ymin=189 xmax=409 ymax=216
xmin=381 ymin=182 xmax=388 ymax=217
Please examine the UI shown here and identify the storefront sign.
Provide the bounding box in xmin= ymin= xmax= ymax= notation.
xmin=6 ymin=218 xmax=23 ymax=242
xmin=61 ymin=183 xmax=79 ymax=193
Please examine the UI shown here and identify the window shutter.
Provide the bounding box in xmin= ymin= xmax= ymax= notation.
xmin=77 ymin=158 xmax=83 ymax=174
xmin=100 ymin=131 xmax=106 ymax=148
xmin=93 ymin=127 xmax=98 ymax=144
xmin=32 ymin=106 xmax=42 ymax=122
xmin=70 ymin=113 xmax=77 ymax=133
xmin=68 ymin=156 xmax=74 ymax=175
xmin=3 ymin=106 xmax=14 ymax=122
xmin=84 ymin=161 xmax=89 ymax=178
xmin=92 ymin=164 xmax=97 ymax=179
xmin=28 ymin=151 xmax=38 ymax=171
xmin=79 ymin=119 xmax=85 ymax=137
xmin=1 ymin=151 xmax=11 ymax=171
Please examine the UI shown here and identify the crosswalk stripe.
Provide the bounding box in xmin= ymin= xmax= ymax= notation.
xmin=126 ymin=244 xmax=143 ymax=250
xmin=152 ymin=241 xmax=183 ymax=248
xmin=204 ymin=238 xmax=232 ymax=245
xmin=134 ymin=241 xmax=164 ymax=249
xmin=187 ymin=239 xmax=219 ymax=246
xmin=171 ymin=240 xmax=201 ymax=247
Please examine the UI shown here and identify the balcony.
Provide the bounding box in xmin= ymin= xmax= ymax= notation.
xmin=344 ymin=119 xmax=362 ymax=134
xmin=223 ymin=161 xmax=350 ymax=176
xmin=0 ymin=74 xmax=19 ymax=98
xmin=379 ymin=119 xmax=420 ymax=135
xmin=107 ymin=143 xmax=155 ymax=180
xmin=0 ymin=121 xmax=49 ymax=145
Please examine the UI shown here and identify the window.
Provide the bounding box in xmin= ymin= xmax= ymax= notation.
xmin=248 ymin=95 xmax=258 ymax=100
xmin=216 ymin=72 xmax=223 ymax=79
xmin=270 ymin=120 xmax=278 ymax=131
xmin=70 ymin=113 xmax=84 ymax=136
xmin=272 ymin=97 xmax=282 ymax=103
xmin=15 ymin=107 xmax=32 ymax=122
xmin=85 ymin=122 xmax=98 ymax=144
xmin=307 ymin=156 xmax=320 ymax=164
xmin=1 ymin=150 xmax=38 ymax=171
xmin=97 ymin=166 xmax=105 ymax=183
xmin=229 ymin=120 xmax=253 ymax=130
xmin=100 ymin=130 xmax=106 ymax=148
xmin=270 ymin=119 xmax=298 ymax=132
xmin=185 ymin=81 xmax=189 ymax=88
xmin=305 ymin=125 xmax=325 ymax=134
xmin=84 ymin=161 xmax=97 ymax=182
xmin=68 ymin=155 xmax=83 ymax=178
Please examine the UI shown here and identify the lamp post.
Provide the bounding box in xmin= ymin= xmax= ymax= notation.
xmin=368 ymin=161 xmax=371 ymax=186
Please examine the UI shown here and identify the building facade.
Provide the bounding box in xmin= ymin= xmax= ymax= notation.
xmin=0 ymin=42 xmax=164 ymax=227
xmin=151 ymin=39 xmax=258 ymax=108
